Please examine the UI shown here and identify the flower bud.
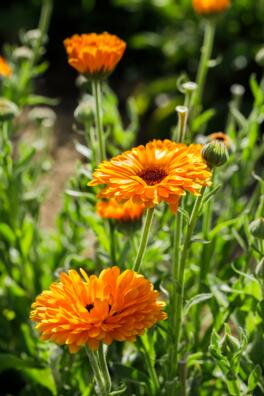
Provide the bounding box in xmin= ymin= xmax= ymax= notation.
xmin=22 ymin=29 xmax=47 ymax=48
xmin=13 ymin=46 xmax=33 ymax=62
xmin=0 ymin=98 xmax=18 ymax=121
xmin=202 ymin=139 xmax=229 ymax=168
xmin=28 ymin=106 xmax=56 ymax=127
xmin=230 ymin=84 xmax=245 ymax=98
xmin=256 ymin=48 xmax=264 ymax=67
xmin=181 ymin=81 xmax=198 ymax=95
xmin=74 ymin=98 xmax=94 ymax=124
xmin=249 ymin=218 xmax=264 ymax=240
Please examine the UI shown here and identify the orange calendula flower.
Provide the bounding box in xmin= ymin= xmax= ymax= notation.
xmin=97 ymin=199 xmax=145 ymax=222
xmin=64 ymin=32 xmax=126 ymax=79
xmin=89 ymin=140 xmax=211 ymax=212
xmin=30 ymin=267 xmax=167 ymax=352
xmin=208 ymin=132 xmax=231 ymax=148
xmin=192 ymin=0 xmax=230 ymax=15
xmin=0 ymin=56 xmax=12 ymax=78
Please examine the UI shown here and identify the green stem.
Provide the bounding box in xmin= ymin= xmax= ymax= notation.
xmin=169 ymin=189 xmax=206 ymax=383
xmin=98 ymin=344 xmax=111 ymax=394
xmin=92 ymin=79 xmax=106 ymax=162
xmin=133 ymin=207 xmax=154 ymax=272
xmin=85 ymin=346 xmax=108 ymax=396
xmin=191 ymin=19 xmax=216 ymax=118
xmin=172 ymin=106 xmax=188 ymax=142
xmin=109 ymin=220 xmax=117 ymax=266
xmin=179 ymin=360 xmax=187 ymax=396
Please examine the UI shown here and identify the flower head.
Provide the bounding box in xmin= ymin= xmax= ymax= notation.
xmin=64 ymin=32 xmax=126 ymax=79
xmin=89 ymin=140 xmax=211 ymax=211
xmin=30 ymin=267 xmax=167 ymax=352
xmin=192 ymin=0 xmax=230 ymax=15
xmin=0 ymin=56 xmax=12 ymax=78
xmin=97 ymin=199 xmax=145 ymax=222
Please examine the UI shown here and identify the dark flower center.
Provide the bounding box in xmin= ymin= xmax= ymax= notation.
xmin=215 ymin=136 xmax=225 ymax=141
xmin=139 ymin=167 xmax=167 ymax=186
xmin=85 ymin=304 xmax=94 ymax=312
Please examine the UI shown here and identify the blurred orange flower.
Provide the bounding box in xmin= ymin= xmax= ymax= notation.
xmin=192 ymin=0 xmax=230 ymax=14
xmin=0 ymin=56 xmax=12 ymax=78
xmin=89 ymin=140 xmax=211 ymax=212
xmin=64 ymin=32 xmax=126 ymax=78
xmin=30 ymin=267 xmax=167 ymax=352
xmin=97 ymin=199 xmax=145 ymax=222
xmin=208 ymin=132 xmax=231 ymax=147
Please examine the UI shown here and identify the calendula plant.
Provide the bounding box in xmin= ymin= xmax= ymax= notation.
xmin=0 ymin=0 xmax=264 ymax=395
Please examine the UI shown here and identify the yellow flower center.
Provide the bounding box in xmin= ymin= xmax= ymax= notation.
xmin=139 ymin=167 xmax=167 ymax=186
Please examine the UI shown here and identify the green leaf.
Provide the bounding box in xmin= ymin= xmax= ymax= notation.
xmin=0 ymin=353 xmax=36 ymax=372
xmin=0 ymin=223 xmax=16 ymax=244
xmin=25 ymin=95 xmax=59 ymax=106
xmin=22 ymin=367 xmax=57 ymax=395
xmin=248 ymin=365 xmax=262 ymax=392
xmin=15 ymin=147 xmax=36 ymax=175
xmin=192 ymin=109 xmax=215 ymax=132
xmin=202 ymin=184 xmax=222 ymax=206
xmin=75 ymin=142 xmax=92 ymax=159
xmin=65 ymin=189 xmax=96 ymax=203
xmin=109 ymin=385 xmax=127 ymax=395
xmin=184 ymin=293 xmax=212 ymax=316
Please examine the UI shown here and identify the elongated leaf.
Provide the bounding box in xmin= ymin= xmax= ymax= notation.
xmin=22 ymin=367 xmax=57 ymax=395
xmin=184 ymin=293 xmax=212 ymax=316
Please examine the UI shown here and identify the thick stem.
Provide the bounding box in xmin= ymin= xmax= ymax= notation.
xmin=85 ymin=346 xmax=108 ymax=396
xmin=98 ymin=344 xmax=111 ymax=394
xmin=133 ymin=207 xmax=155 ymax=272
xmin=191 ymin=19 xmax=216 ymax=118
xmin=92 ymin=79 xmax=106 ymax=162
xmin=169 ymin=189 xmax=206 ymax=384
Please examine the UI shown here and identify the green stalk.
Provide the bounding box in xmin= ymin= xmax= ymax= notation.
xmin=109 ymin=220 xmax=117 ymax=266
xmin=92 ymin=79 xmax=106 ymax=162
xmin=85 ymin=346 xmax=108 ymax=396
xmin=133 ymin=207 xmax=154 ymax=272
xmin=169 ymin=189 xmax=206 ymax=383
xmin=98 ymin=344 xmax=112 ymax=394
xmin=191 ymin=19 xmax=216 ymax=118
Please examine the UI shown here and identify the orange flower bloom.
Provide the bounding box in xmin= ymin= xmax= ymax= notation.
xmin=30 ymin=267 xmax=167 ymax=352
xmin=97 ymin=199 xmax=145 ymax=222
xmin=208 ymin=132 xmax=231 ymax=148
xmin=0 ymin=56 xmax=12 ymax=78
xmin=192 ymin=0 xmax=230 ymax=15
xmin=64 ymin=32 xmax=126 ymax=78
xmin=89 ymin=140 xmax=211 ymax=212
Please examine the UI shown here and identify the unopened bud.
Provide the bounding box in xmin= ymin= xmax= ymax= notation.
xmin=13 ymin=46 xmax=33 ymax=62
xmin=0 ymin=98 xmax=18 ymax=121
xmin=22 ymin=29 xmax=47 ymax=48
xmin=230 ymin=84 xmax=245 ymax=98
xmin=249 ymin=218 xmax=264 ymax=240
xmin=74 ymin=99 xmax=94 ymax=124
xmin=28 ymin=106 xmax=56 ymax=127
xmin=202 ymin=140 xmax=229 ymax=168
xmin=181 ymin=81 xmax=198 ymax=94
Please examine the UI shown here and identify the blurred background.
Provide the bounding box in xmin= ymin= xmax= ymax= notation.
xmin=1 ymin=0 xmax=264 ymax=140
